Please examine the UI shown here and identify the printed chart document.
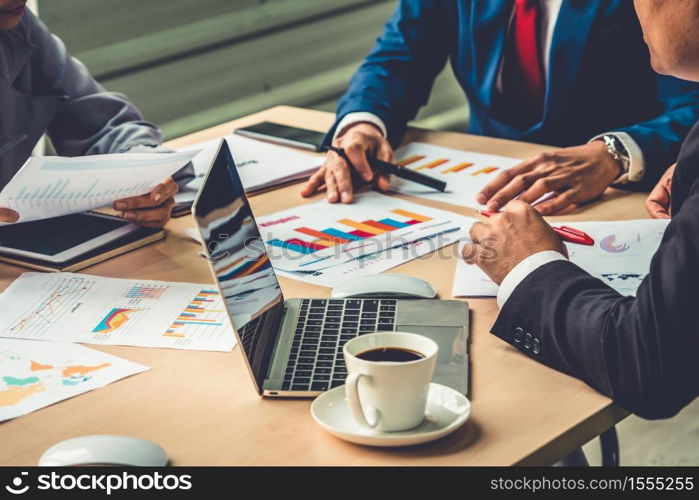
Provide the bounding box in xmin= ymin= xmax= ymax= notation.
xmin=175 ymin=134 xmax=322 ymax=207
xmin=452 ymin=219 xmax=670 ymax=297
xmin=0 ymin=273 xmax=237 ymax=352
xmin=0 ymin=150 xmax=198 ymax=223
xmin=255 ymin=192 xmax=476 ymax=287
xmin=390 ymin=143 xmax=521 ymax=209
xmin=0 ymin=338 xmax=148 ymax=422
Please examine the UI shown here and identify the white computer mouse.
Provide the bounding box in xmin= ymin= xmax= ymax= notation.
xmin=38 ymin=435 xmax=169 ymax=467
xmin=331 ymin=273 xmax=437 ymax=299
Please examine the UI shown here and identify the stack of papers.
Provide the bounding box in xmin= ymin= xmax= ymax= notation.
xmin=174 ymin=134 xmax=322 ymax=210
xmin=452 ymin=219 xmax=670 ymax=297
xmin=0 ymin=151 xmax=198 ymax=224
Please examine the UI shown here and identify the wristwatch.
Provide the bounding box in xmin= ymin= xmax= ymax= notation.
xmin=598 ymin=134 xmax=631 ymax=182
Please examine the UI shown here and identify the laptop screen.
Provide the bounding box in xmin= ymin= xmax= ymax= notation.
xmin=193 ymin=141 xmax=284 ymax=392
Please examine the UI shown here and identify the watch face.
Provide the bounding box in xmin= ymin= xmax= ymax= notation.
xmin=606 ymin=135 xmax=630 ymax=161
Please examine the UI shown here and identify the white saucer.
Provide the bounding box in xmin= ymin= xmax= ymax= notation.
xmin=311 ymin=382 xmax=471 ymax=447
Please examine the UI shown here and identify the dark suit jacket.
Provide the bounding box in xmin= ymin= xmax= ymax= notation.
xmin=492 ymin=123 xmax=699 ymax=420
xmin=0 ymin=11 xmax=191 ymax=190
xmin=331 ymin=0 xmax=699 ymax=188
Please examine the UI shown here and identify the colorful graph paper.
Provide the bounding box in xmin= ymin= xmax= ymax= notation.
xmin=415 ymin=159 xmax=449 ymax=171
xmin=266 ymin=208 xmax=432 ymax=254
xmin=443 ymin=162 xmax=474 ymax=174
xmin=164 ymin=290 xmax=225 ymax=338
xmin=471 ymin=167 xmax=499 ymax=176
xmin=92 ymin=308 xmax=140 ymax=334
xmin=124 ymin=284 xmax=167 ymax=300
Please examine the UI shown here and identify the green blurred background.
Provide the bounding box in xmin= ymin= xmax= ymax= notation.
xmin=38 ymin=0 xmax=469 ymax=140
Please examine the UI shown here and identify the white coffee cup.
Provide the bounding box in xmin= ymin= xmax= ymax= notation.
xmin=343 ymin=332 xmax=438 ymax=432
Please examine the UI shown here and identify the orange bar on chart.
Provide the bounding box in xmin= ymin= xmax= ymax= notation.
xmin=471 ymin=167 xmax=499 ymax=176
xmin=338 ymin=219 xmax=385 ymax=235
xmin=416 ymin=159 xmax=449 ymax=171
xmin=362 ymin=220 xmax=398 ymax=231
xmin=295 ymin=227 xmax=348 ymax=244
xmin=391 ymin=209 xmax=432 ymax=222
xmin=443 ymin=162 xmax=474 ymax=174
xmin=397 ymin=155 xmax=426 ymax=167
xmin=311 ymin=239 xmax=335 ymax=248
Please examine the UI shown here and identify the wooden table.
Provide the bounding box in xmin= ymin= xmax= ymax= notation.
xmin=1 ymin=106 xmax=643 ymax=466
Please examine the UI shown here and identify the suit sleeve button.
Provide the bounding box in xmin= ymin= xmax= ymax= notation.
xmin=514 ymin=327 xmax=523 ymax=343
xmin=532 ymin=338 xmax=541 ymax=355
xmin=524 ymin=333 xmax=532 ymax=349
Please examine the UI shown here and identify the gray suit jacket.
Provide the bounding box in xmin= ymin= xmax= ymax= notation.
xmin=0 ymin=11 xmax=189 ymax=190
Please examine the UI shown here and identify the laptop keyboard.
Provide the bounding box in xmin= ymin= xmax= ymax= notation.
xmin=282 ymin=298 xmax=397 ymax=392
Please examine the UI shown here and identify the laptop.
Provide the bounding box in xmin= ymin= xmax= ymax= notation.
xmin=192 ymin=140 xmax=469 ymax=397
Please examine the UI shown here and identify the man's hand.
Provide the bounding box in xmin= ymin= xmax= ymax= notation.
xmin=646 ymin=163 xmax=675 ymax=219
xmin=113 ymin=177 xmax=178 ymax=228
xmin=0 ymin=208 xmax=19 ymax=223
xmin=476 ymin=141 xmax=623 ymax=215
xmin=301 ymin=123 xmax=393 ymax=203
xmin=462 ymin=200 xmax=568 ymax=284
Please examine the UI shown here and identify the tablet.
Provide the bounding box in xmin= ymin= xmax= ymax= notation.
xmin=0 ymin=212 xmax=144 ymax=262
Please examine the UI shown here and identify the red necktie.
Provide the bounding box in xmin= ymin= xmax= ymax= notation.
xmin=501 ymin=0 xmax=545 ymax=124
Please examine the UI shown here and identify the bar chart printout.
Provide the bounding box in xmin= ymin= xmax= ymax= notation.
xmin=0 ymin=273 xmax=236 ymax=352
xmin=390 ymin=142 xmax=521 ymax=209
xmin=164 ymin=290 xmax=229 ymax=345
xmin=266 ymin=208 xmax=433 ymax=255
xmin=256 ymin=192 xmax=476 ymax=287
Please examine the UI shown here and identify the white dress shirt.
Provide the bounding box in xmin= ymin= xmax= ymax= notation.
xmin=333 ymin=0 xmax=645 ymax=307
xmin=496 ymin=250 xmax=568 ymax=307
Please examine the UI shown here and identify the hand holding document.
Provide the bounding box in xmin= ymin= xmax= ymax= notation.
xmin=0 ymin=150 xmax=198 ymax=224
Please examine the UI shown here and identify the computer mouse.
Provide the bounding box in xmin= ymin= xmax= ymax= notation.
xmin=331 ymin=273 xmax=437 ymax=299
xmin=38 ymin=435 xmax=169 ymax=467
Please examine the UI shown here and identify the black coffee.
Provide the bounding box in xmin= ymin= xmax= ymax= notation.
xmin=356 ymin=347 xmax=425 ymax=363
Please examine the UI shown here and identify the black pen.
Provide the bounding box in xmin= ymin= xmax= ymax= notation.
xmin=321 ymin=145 xmax=447 ymax=192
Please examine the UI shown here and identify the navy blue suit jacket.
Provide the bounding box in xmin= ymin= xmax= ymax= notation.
xmin=332 ymin=0 xmax=699 ymax=187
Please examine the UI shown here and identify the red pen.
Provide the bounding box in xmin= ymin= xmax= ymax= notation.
xmin=477 ymin=210 xmax=595 ymax=246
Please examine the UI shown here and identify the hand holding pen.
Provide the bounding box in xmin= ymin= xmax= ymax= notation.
xmin=300 ymin=123 xmax=393 ymax=203
xmin=322 ymin=145 xmax=447 ymax=192
xmin=464 ymin=200 xmax=572 ymax=285
xmin=478 ymin=210 xmax=594 ymax=245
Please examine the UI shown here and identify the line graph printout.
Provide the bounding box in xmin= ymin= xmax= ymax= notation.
xmin=0 ymin=274 xmax=236 ymax=352
xmin=390 ymin=143 xmax=521 ymax=209
xmin=0 ymin=150 xmax=198 ymax=224
xmin=452 ymin=219 xmax=670 ymax=297
xmin=0 ymin=338 xmax=148 ymax=422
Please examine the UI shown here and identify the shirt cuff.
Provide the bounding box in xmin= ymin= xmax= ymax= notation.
xmin=496 ymin=251 xmax=568 ymax=309
xmin=589 ymin=131 xmax=646 ymax=184
xmin=333 ymin=112 xmax=388 ymax=142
